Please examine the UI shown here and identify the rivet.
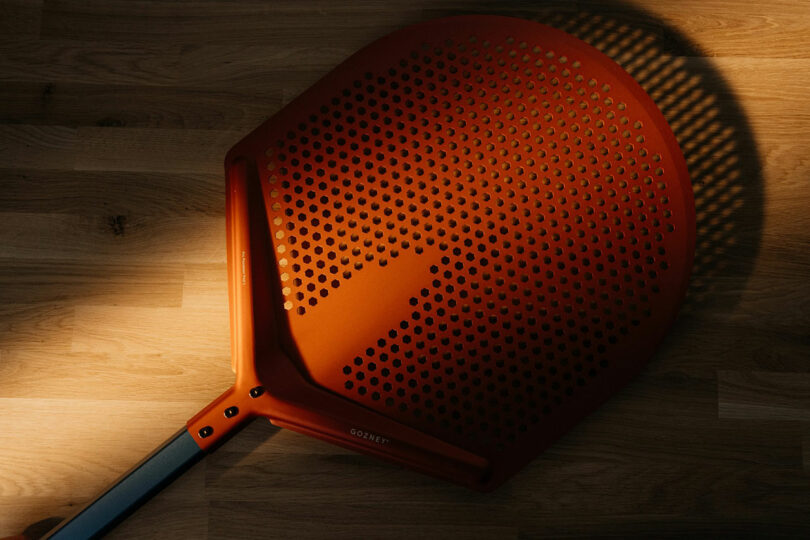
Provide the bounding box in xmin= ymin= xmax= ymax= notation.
xmin=224 ymin=406 xmax=239 ymax=418
xmin=198 ymin=426 xmax=213 ymax=438
xmin=249 ymin=386 xmax=265 ymax=398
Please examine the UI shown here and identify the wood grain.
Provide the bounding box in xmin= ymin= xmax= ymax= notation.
xmin=0 ymin=169 xmax=225 ymax=216
xmin=0 ymin=81 xmax=282 ymax=130
xmin=1 ymin=1 xmax=809 ymax=538
xmin=719 ymin=371 xmax=810 ymax=421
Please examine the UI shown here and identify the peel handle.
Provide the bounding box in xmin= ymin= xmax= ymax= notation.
xmin=44 ymin=428 xmax=204 ymax=539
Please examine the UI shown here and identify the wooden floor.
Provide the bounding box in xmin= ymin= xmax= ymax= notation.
xmin=1 ymin=0 xmax=809 ymax=538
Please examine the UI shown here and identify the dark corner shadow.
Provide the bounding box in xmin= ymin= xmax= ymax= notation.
xmin=424 ymin=0 xmax=765 ymax=315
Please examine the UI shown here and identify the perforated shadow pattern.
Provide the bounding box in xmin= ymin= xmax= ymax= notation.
xmin=263 ymin=34 xmax=680 ymax=451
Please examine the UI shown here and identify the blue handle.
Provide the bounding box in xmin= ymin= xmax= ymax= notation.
xmin=46 ymin=428 xmax=204 ymax=539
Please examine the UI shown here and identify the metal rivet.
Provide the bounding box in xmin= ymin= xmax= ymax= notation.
xmin=249 ymin=386 xmax=265 ymax=398
xmin=224 ymin=406 xmax=239 ymax=418
xmin=198 ymin=426 xmax=213 ymax=438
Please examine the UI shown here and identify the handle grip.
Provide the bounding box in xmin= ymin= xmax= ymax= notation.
xmin=45 ymin=429 xmax=204 ymax=539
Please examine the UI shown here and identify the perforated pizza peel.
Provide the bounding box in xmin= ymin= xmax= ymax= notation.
xmin=47 ymin=15 xmax=694 ymax=538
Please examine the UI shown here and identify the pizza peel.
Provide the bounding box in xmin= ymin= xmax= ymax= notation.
xmin=45 ymin=15 xmax=694 ymax=538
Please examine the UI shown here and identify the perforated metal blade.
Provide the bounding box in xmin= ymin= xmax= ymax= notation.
xmin=228 ymin=14 xmax=695 ymax=487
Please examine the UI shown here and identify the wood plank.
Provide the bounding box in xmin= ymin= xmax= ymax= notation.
xmin=107 ymin=498 xmax=208 ymax=540
xmin=657 ymin=313 xmax=810 ymax=375
xmin=640 ymin=0 xmax=810 ymax=59
xmin=0 ymin=169 xmax=225 ymax=216
xmin=0 ymin=259 xmax=185 ymax=306
xmin=74 ymin=127 xmax=242 ymax=173
xmin=0 ymin=124 xmax=77 ymax=169
xmin=0 ymin=302 xmax=74 ymax=352
xmin=208 ymin=499 xmax=516 ymax=540
xmin=0 ymin=349 xmax=232 ymax=400
xmin=804 ymin=427 xmax=810 ymax=472
xmin=40 ymin=0 xmax=413 ymax=47
xmin=70 ymin=304 xmax=229 ymax=357
xmin=0 ymin=213 xmax=225 ymax=263
xmin=0 ymin=39 xmax=355 ymax=89
xmin=719 ymin=371 xmax=810 ymax=421
xmin=203 ymin=455 xmax=810 ymax=536
xmin=0 ymin=81 xmax=281 ymax=130
xmin=0 ymin=0 xmax=41 ymax=40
